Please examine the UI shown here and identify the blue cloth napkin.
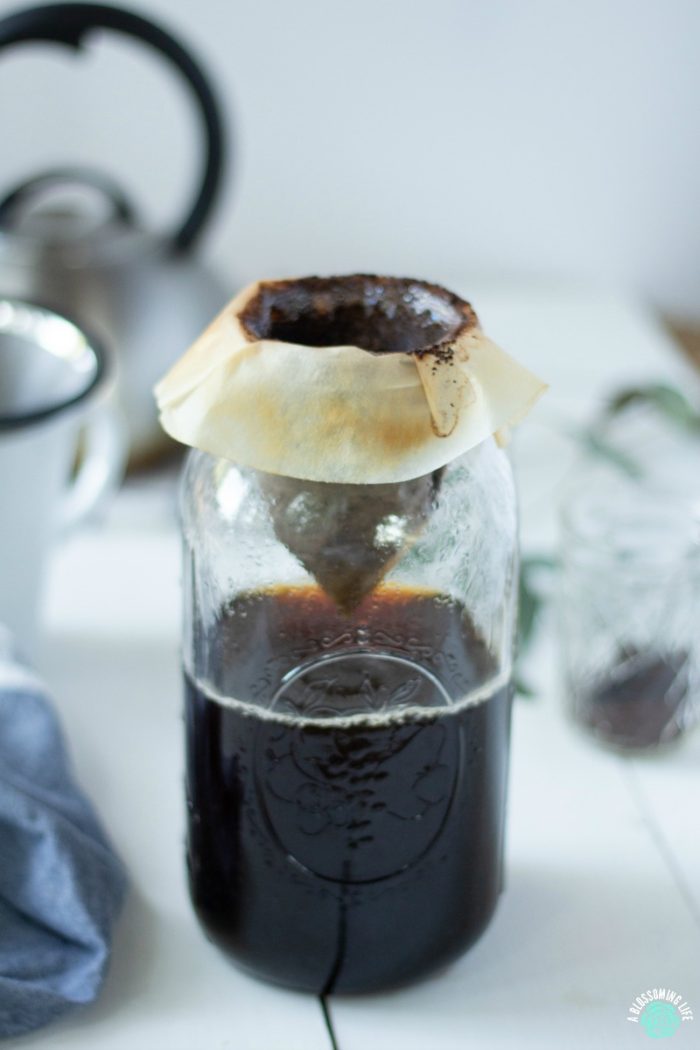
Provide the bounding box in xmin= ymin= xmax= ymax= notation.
xmin=0 ymin=629 xmax=127 ymax=1038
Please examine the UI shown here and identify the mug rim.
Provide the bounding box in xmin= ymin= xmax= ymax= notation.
xmin=0 ymin=296 xmax=111 ymax=432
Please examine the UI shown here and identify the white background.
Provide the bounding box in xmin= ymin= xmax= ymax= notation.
xmin=1 ymin=0 xmax=699 ymax=317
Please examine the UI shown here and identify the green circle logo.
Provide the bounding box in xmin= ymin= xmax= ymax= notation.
xmin=640 ymin=1001 xmax=682 ymax=1039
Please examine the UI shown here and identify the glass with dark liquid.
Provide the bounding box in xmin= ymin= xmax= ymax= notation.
xmin=560 ymin=477 xmax=700 ymax=751
xmin=181 ymin=438 xmax=518 ymax=993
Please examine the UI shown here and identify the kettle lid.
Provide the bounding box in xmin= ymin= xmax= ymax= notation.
xmin=0 ymin=166 xmax=140 ymax=245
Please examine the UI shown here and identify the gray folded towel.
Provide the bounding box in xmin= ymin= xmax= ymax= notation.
xmin=0 ymin=629 xmax=127 ymax=1038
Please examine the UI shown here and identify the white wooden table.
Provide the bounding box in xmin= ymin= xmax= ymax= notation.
xmin=6 ymin=282 xmax=700 ymax=1049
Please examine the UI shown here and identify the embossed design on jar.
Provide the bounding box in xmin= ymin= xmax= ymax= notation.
xmin=254 ymin=652 xmax=461 ymax=883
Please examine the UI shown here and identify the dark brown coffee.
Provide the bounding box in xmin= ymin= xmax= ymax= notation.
xmin=185 ymin=585 xmax=511 ymax=993
xmin=576 ymin=647 xmax=689 ymax=750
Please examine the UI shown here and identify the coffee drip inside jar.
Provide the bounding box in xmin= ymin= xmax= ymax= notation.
xmin=257 ymin=470 xmax=442 ymax=612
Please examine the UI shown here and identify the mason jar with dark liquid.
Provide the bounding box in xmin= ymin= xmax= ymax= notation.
xmin=180 ymin=437 xmax=518 ymax=993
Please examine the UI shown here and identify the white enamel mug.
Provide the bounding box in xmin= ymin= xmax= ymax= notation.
xmin=0 ymin=298 xmax=125 ymax=654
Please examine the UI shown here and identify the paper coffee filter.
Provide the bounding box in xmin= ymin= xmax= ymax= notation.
xmin=155 ymin=275 xmax=546 ymax=485
xmin=156 ymin=276 xmax=545 ymax=611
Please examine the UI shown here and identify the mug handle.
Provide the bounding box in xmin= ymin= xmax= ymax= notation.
xmin=58 ymin=402 xmax=127 ymax=533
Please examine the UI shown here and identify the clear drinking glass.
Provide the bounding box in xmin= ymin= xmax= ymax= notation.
xmin=560 ymin=476 xmax=700 ymax=751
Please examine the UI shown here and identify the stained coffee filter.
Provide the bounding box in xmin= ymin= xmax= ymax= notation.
xmin=156 ymin=275 xmax=545 ymax=608
xmin=155 ymin=275 xmax=545 ymax=485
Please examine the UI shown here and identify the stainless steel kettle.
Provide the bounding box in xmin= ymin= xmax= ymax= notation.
xmin=0 ymin=3 xmax=228 ymax=465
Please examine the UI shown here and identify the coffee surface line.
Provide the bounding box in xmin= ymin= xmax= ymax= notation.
xmin=183 ymin=660 xmax=512 ymax=730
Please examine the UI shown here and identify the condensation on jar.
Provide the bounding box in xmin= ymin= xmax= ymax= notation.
xmin=181 ymin=439 xmax=518 ymax=993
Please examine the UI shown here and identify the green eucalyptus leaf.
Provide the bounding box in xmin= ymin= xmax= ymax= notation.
xmin=513 ymin=673 xmax=536 ymax=699
xmin=518 ymin=574 xmax=540 ymax=650
xmin=607 ymin=383 xmax=700 ymax=432
xmin=578 ymin=429 xmax=643 ymax=479
xmin=516 ymin=555 xmax=559 ymax=700
xmin=521 ymin=554 xmax=558 ymax=572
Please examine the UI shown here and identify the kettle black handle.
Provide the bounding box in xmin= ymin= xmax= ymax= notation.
xmin=0 ymin=3 xmax=225 ymax=252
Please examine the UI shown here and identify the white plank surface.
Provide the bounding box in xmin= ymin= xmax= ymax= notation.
xmin=6 ymin=282 xmax=700 ymax=1049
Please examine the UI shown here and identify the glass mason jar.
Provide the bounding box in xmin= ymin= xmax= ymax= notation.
xmin=180 ymin=437 xmax=518 ymax=993
xmin=560 ymin=476 xmax=700 ymax=752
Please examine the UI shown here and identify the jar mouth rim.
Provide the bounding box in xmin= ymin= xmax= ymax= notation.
xmin=238 ymin=273 xmax=478 ymax=355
